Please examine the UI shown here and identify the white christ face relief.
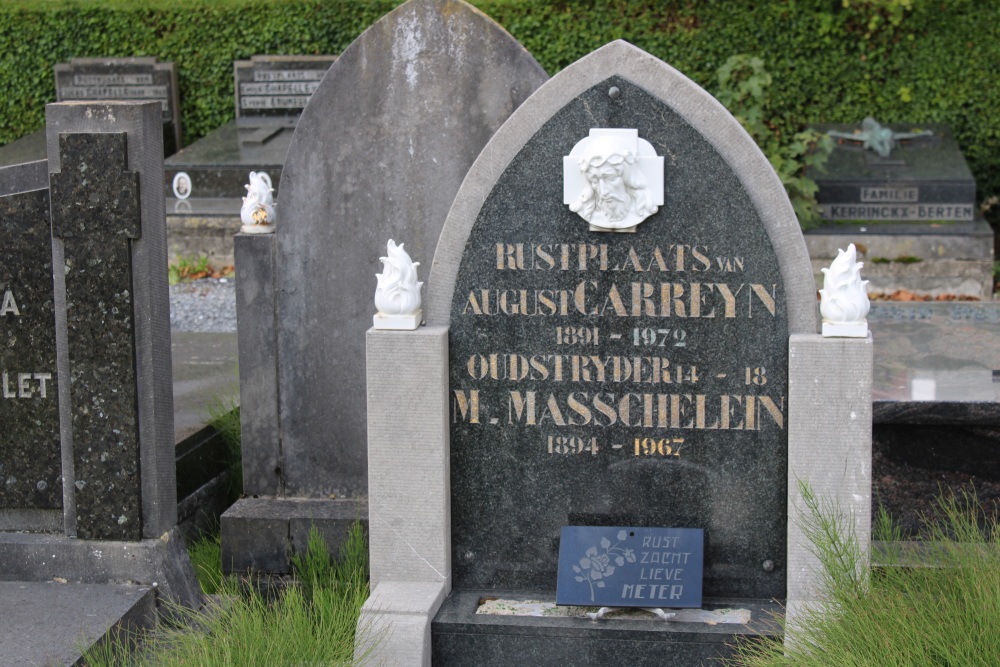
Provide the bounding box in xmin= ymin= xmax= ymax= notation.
xmin=564 ymin=129 xmax=664 ymax=231
xmin=585 ymin=155 xmax=631 ymax=222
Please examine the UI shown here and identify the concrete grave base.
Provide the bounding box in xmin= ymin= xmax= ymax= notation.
xmin=220 ymin=497 xmax=367 ymax=574
xmin=356 ymin=581 xmax=448 ymax=667
xmin=431 ymin=590 xmax=782 ymax=666
xmin=166 ymin=209 xmax=241 ymax=267
xmin=804 ymin=219 xmax=995 ymax=299
xmin=0 ymin=581 xmax=155 ymax=667
xmin=0 ymin=528 xmax=201 ymax=609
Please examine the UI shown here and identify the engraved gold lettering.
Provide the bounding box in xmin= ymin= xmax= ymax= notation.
xmin=567 ymin=392 xmax=593 ymax=426
xmin=758 ymin=395 xmax=785 ymax=429
xmin=749 ymin=284 xmax=777 ymax=317
xmin=593 ymin=393 xmax=617 ymax=426
xmin=539 ymin=393 xmax=566 ymax=426
xmin=714 ymin=283 xmax=743 ymax=318
xmin=452 ymin=390 xmax=480 ymax=423
xmin=508 ymin=391 xmax=537 ymax=425
xmin=691 ymin=245 xmax=711 ymax=271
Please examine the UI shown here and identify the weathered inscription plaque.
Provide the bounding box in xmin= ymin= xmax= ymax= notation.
xmin=556 ymin=526 xmax=704 ymax=607
xmin=235 ymin=55 xmax=336 ymax=125
xmin=449 ymin=77 xmax=788 ymax=600
xmin=55 ymin=58 xmax=181 ymax=155
xmin=0 ymin=186 xmax=61 ymax=510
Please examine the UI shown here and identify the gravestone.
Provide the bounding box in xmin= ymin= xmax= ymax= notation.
xmin=0 ymin=161 xmax=60 ymax=532
xmin=804 ymin=122 xmax=994 ymax=298
xmin=221 ymin=0 xmax=548 ymax=574
xmin=163 ymin=55 xmax=336 ymax=266
xmin=0 ymin=103 xmax=198 ymax=665
xmin=358 ymin=41 xmax=873 ymax=665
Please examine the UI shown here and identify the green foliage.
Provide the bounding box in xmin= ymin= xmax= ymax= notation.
xmin=1 ymin=1 xmax=999 ymax=208
xmin=715 ymin=55 xmax=833 ymax=229
xmin=167 ymin=254 xmax=209 ymax=285
xmin=84 ymin=521 xmax=372 ymax=666
xmin=187 ymin=532 xmax=225 ymax=596
xmin=733 ymin=485 xmax=1000 ymax=666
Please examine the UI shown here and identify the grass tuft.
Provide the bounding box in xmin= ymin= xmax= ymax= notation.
xmin=85 ymin=522 xmax=371 ymax=666
xmin=732 ymin=485 xmax=1000 ymax=666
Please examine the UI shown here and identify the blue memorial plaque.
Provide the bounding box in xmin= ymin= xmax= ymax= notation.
xmin=556 ymin=526 xmax=704 ymax=608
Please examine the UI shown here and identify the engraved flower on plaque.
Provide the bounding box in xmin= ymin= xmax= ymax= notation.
xmin=563 ymin=128 xmax=664 ymax=231
xmin=572 ymin=529 xmax=636 ymax=602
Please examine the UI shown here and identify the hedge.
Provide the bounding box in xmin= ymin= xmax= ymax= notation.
xmin=2 ymin=0 xmax=999 ymax=208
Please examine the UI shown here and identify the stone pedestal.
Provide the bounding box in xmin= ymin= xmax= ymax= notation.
xmin=787 ymin=333 xmax=873 ymax=632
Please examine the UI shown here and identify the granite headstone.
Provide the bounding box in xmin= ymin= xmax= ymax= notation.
xmin=46 ymin=102 xmax=175 ymax=540
xmin=0 ymin=163 xmax=60 ymax=519
xmin=222 ymin=0 xmax=549 ymax=574
xmin=0 ymin=104 xmax=199 ymax=627
xmin=444 ymin=75 xmax=789 ymax=601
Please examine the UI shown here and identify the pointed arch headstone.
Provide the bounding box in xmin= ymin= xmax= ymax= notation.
xmin=363 ymin=40 xmax=871 ymax=665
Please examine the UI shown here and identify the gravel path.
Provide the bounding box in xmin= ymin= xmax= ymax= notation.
xmin=169 ymin=278 xmax=237 ymax=332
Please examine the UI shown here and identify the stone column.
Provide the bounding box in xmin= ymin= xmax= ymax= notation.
xmin=356 ymin=325 xmax=450 ymax=667
xmin=786 ymin=333 xmax=873 ymax=633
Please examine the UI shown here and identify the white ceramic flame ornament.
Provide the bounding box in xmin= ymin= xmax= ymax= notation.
xmin=819 ymin=243 xmax=870 ymax=338
xmin=240 ymin=171 xmax=276 ymax=234
xmin=373 ymin=239 xmax=423 ymax=330
xmin=564 ymin=128 xmax=664 ymax=231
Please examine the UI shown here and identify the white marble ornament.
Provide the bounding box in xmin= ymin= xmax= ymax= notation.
xmin=240 ymin=171 xmax=276 ymax=234
xmin=373 ymin=239 xmax=423 ymax=330
xmin=820 ymin=243 xmax=870 ymax=338
xmin=564 ymin=128 xmax=664 ymax=231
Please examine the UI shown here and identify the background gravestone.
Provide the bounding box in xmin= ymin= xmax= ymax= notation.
xmin=803 ymin=122 xmax=994 ymax=299
xmin=222 ymin=0 xmax=548 ymax=574
xmin=56 ymin=58 xmax=182 ymax=156
xmin=235 ymin=55 xmax=336 ymax=127
xmin=0 ymin=163 xmax=61 ymax=529
xmin=0 ymin=58 xmax=182 ymax=171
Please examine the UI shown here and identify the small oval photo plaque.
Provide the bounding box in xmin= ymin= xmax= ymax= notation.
xmin=556 ymin=526 xmax=704 ymax=608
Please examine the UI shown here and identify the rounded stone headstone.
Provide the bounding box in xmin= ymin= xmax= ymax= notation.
xmin=275 ymin=0 xmax=548 ymax=497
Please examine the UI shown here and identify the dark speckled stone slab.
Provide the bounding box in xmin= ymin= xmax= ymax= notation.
xmin=448 ymin=77 xmax=788 ymax=601
xmin=433 ymin=589 xmax=781 ymax=666
xmin=50 ymin=132 xmax=142 ymax=540
xmin=0 ymin=187 xmax=61 ymax=510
